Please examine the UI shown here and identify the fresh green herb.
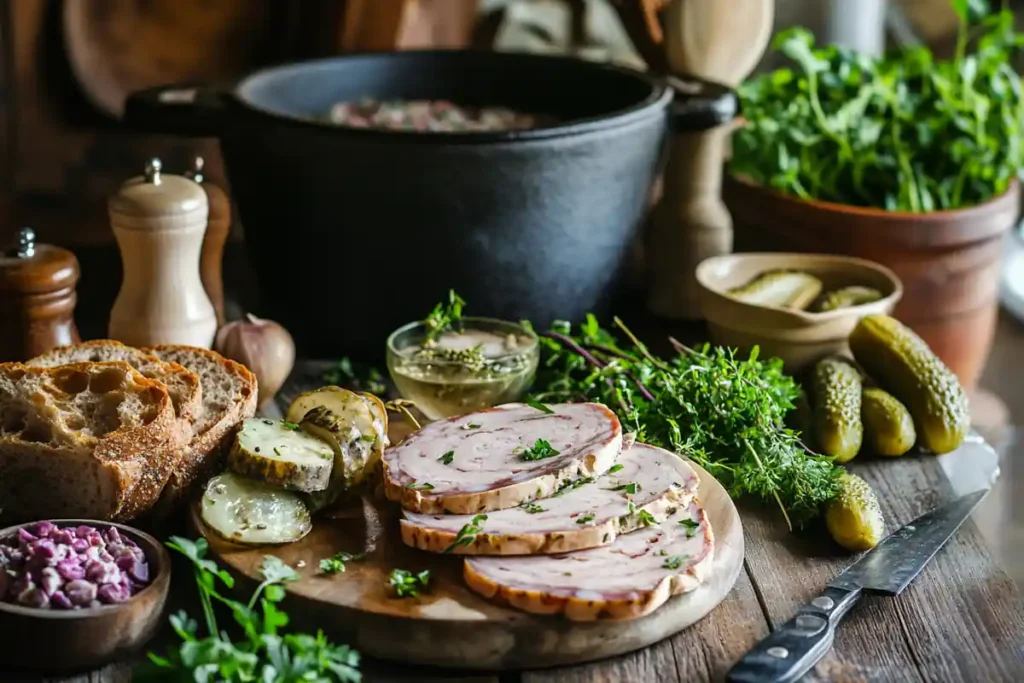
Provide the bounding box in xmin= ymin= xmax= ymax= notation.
xmin=661 ymin=555 xmax=689 ymax=570
xmin=319 ymin=551 xmax=366 ymax=575
xmin=425 ymin=289 xmax=467 ymax=341
xmin=658 ymin=549 xmax=668 ymax=556
xmin=637 ymin=510 xmax=657 ymax=527
xmin=520 ymin=438 xmax=560 ymax=462
xmin=464 ymin=423 xmax=482 ymax=430
xmin=389 ymin=569 xmax=431 ymax=598
xmin=438 ymin=450 xmax=455 ymax=465
xmin=627 ymin=501 xmax=637 ymax=515
xmin=406 ymin=482 xmax=435 ymax=490
xmin=272 ymin=447 xmax=282 ymax=457
xmin=522 ymin=503 xmax=546 ymax=514
xmin=679 ymin=518 xmax=701 ymax=538
xmin=525 ymin=398 xmax=555 ymax=414
xmin=608 ymin=464 xmax=625 ymax=474
xmin=528 ymin=315 xmax=842 ymax=529
xmin=281 ymin=421 xmax=300 ymax=431
xmin=576 ymin=514 xmax=595 ymax=525
xmin=323 ymin=357 xmax=388 ymax=395
xmin=443 ymin=514 xmax=488 ymax=553
xmin=731 ymin=7 xmax=1024 ymax=212
xmin=552 ymin=476 xmax=594 ymax=497
xmin=607 ymin=482 xmax=639 ymax=495
xmin=141 ymin=537 xmax=360 ymax=682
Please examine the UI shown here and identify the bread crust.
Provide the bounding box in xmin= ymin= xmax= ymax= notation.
xmin=0 ymin=361 xmax=184 ymax=522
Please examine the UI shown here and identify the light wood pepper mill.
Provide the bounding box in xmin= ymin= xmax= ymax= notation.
xmin=108 ymin=158 xmax=217 ymax=348
xmin=648 ymin=0 xmax=774 ymax=319
xmin=186 ymin=157 xmax=230 ymax=327
xmin=0 ymin=228 xmax=81 ymax=361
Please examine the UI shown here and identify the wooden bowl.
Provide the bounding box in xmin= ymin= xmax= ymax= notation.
xmin=695 ymin=252 xmax=902 ymax=373
xmin=0 ymin=520 xmax=171 ymax=673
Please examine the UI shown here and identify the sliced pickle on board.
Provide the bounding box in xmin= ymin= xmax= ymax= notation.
xmin=200 ymin=472 xmax=312 ymax=545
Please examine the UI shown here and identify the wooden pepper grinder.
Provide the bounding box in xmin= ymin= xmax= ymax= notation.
xmin=186 ymin=157 xmax=230 ymax=327
xmin=647 ymin=79 xmax=738 ymax=319
xmin=0 ymin=228 xmax=81 ymax=361
xmin=108 ymin=159 xmax=217 ymax=348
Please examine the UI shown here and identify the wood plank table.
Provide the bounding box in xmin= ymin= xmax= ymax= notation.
xmin=6 ymin=246 xmax=1024 ymax=682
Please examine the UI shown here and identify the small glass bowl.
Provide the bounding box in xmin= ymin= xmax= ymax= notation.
xmin=385 ymin=317 xmax=540 ymax=420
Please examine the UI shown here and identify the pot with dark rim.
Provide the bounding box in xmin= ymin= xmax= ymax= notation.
xmin=125 ymin=51 xmax=734 ymax=360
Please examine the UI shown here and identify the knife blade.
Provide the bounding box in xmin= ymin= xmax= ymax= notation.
xmin=726 ymin=488 xmax=989 ymax=683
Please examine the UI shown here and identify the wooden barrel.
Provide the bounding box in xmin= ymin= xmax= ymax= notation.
xmin=724 ymin=176 xmax=1020 ymax=391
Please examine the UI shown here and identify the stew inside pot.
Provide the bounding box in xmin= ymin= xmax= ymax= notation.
xmin=327 ymin=99 xmax=549 ymax=132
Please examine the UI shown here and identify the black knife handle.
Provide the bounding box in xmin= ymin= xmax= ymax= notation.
xmin=726 ymin=585 xmax=863 ymax=683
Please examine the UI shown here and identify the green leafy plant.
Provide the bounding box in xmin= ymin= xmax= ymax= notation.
xmin=139 ymin=537 xmax=361 ymax=682
xmin=527 ymin=316 xmax=842 ymax=529
xmin=424 ymin=289 xmax=468 ymax=341
xmin=388 ymin=569 xmax=431 ymax=597
xmin=322 ymin=357 xmax=387 ymax=395
xmin=731 ymin=3 xmax=1023 ymax=211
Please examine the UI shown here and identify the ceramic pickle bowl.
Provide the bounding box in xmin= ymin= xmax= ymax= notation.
xmin=0 ymin=519 xmax=171 ymax=674
xmin=695 ymin=252 xmax=903 ymax=373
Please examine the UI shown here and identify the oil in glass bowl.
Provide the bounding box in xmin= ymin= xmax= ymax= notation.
xmin=385 ymin=317 xmax=539 ymax=420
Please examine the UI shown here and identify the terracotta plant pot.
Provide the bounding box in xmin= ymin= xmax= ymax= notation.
xmin=724 ymin=176 xmax=1021 ymax=391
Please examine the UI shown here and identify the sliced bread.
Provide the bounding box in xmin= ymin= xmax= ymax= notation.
xmin=144 ymin=345 xmax=258 ymax=503
xmin=28 ymin=340 xmax=202 ymax=444
xmin=0 ymin=361 xmax=185 ymax=522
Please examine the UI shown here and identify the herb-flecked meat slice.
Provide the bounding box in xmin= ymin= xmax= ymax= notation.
xmin=401 ymin=443 xmax=699 ymax=554
xmin=382 ymin=403 xmax=622 ymax=514
xmin=464 ymin=501 xmax=714 ymax=621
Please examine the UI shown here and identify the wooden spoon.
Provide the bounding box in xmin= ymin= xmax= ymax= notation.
xmin=664 ymin=0 xmax=774 ymax=87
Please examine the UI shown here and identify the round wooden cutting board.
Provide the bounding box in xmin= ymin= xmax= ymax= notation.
xmin=199 ymin=438 xmax=744 ymax=670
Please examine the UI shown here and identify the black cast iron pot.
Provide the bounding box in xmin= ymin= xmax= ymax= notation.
xmin=125 ymin=51 xmax=733 ymax=361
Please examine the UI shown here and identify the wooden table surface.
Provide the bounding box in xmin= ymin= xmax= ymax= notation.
xmin=7 ymin=246 xmax=1024 ymax=682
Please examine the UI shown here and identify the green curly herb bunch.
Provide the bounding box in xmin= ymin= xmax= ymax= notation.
xmin=731 ymin=1 xmax=1024 ymax=212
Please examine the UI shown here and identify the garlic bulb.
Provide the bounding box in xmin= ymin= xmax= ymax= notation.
xmin=215 ymin=313 xmax=295 ymax=408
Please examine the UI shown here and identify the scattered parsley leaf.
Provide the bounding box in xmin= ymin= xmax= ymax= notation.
xmin=576 ymin=514 xmax=595 ymax=525
xmin=425 ymin=290 xmax=467 ymax=341
xmin=463 ymin=423 xmax=482 ymax=430
xmin=438 ymin=450 xmax=455 ymax=465
xmin=522 ymin=503 xmax=546 ymax=514
xmin=637 ymin=510 xmax=658 ymax=527
xmin=552 ymin=476 xmax=594 ymax=497
xmin=607 ymin=482 xmax=639 ymax=495
xmin=608 ymin=464 xmax=624 ymax=474
xmin=661 ymin=555 xmax=689 ymax=570
xmin=319 ymin=551 xmax=366 ymax=575
xmin=678 ymin=518 xmax=701 ymax=538
xmin=525 ymin=398 xmax=555 ymax=414
xmin=389 ymin=569 xmax=431 ymax=598
xmin=281 ymin=421 xmax=300 ymax=431
xmin=406 ymin=482 xmax=435 ymax=490
xmin=273 ymin=446 xmax=282 ymax=457
xmin=443 ymin=514 xmax=488 ymax=553
xmin=520 ymin=438 xmax=560 ymax=461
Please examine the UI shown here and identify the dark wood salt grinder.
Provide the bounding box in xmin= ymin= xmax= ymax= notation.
xmin=187 ymin=157 xmax=230 ymax=327
xmin=0 ymin=228 xmax=81 ymax=361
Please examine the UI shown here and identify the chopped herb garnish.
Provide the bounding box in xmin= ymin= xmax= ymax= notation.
xmin=659 ymin=549 xmax=668 ymax=556
xmin=521 ymin=438 xmax=560 ymax=461
xmin=319 ymin=551 xmax=365 ymax=575
xmin=608 ymin=464 xmax=624 ymax=474
xmin=438 ymin=450 xmax=455 ymax=465
xmin=607 ymin=482 xmax=640 ymax=495
xmin=662 ymin=555 xmax=689 ymax=570
xmin=406 ymin=482 xmax=435 ymax=490
xmin=281 ymin=421 xmax=300 ymax=431
xmin=637 ymin=510 xmax=657 ymax=527
xmin=525 ymin=398 xmax=555 ymax=414
xmin=552 ymin=476 xmax=595 ymax=497
xmin=463 ymin=423 xmax=482 ymax=430
xmin=389 ymin=569 xmax=430 ymax=598
xmin=576 ymin=514 xmax=595 ymax=525
xmin=679 ymin=518 xmax=701 ymax=538
xmin=273 ymin=447 xmax=282 ymax=457
xmin=522 ymin=503 xmax=546 ymax=514
xmin=425 ymin=289 xmax=467 ymax=341
xmin=443 ymin=514 xmax=488 ymax=553
xmin=627 ymin=501 xmax=637 ymax=515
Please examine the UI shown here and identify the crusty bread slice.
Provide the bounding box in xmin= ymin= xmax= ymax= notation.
xmin=0 ymin=361 xmax=184 ymax=522
xmin=28 ymin=340 xmax=202 ymax=444
xmin=143 ymin=345 xmax=258 ymax=503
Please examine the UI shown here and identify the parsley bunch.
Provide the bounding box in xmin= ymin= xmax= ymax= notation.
xmin=527 ymin=316 xmax=842 ymax=529
xmin=731 ymin=3 xmax=1024 ymax=211
xmin=139 ymin=537 xmax=361 ymax=682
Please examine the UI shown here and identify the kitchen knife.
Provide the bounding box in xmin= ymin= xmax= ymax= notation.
xmin=726 ymin=488 xmax=990 ymax=683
